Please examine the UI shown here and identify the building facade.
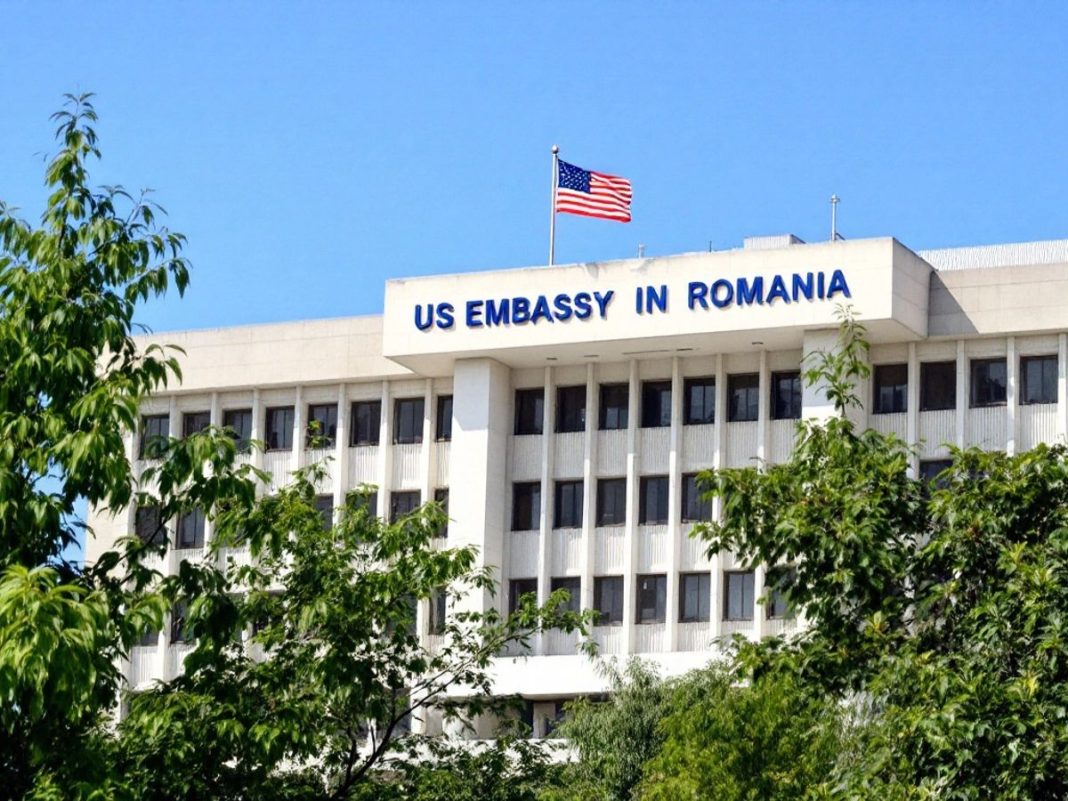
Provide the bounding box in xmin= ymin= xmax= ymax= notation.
xmin=87 ymin=234 xmax=1068 ymax=737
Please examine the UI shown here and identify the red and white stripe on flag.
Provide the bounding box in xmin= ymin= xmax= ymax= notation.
xmin=555 ymin=161 xmax=633 ymax=223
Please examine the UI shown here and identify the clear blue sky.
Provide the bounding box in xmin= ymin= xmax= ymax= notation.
xmin=5 ymin=2 xmax=1068 ymax=335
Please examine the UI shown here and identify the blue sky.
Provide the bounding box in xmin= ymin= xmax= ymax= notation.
xmin=4 ymin=2 xmax=1068 ymax=335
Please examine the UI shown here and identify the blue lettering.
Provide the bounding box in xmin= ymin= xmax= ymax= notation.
xmin=688 ymin=281 xmax=709 ymax=310
xmin=792 ymin=272 xmax=814 ymax=302
xmin=646 ymin=284 xmax=667 ymax=314
xmin=827 ymin=269 xmax=851 ymax=299
xmin=594 ymin=290 xmax=614 ymax=319
xmin=710 ymin=279 xmax=733 ymax=308
xmin=635 ymin=286 xmax=643 ymax=314
xmin=512 ymin=296 xmax=531 ymax=324
xmin=466 ymin=300 xmax=484 ymax=327
xmin=736 ymin=276 xmax=764 ymax=306
xmin=486 ymin=298 xmax=510 ymax=326
xmin=436 ymin=303 xmax=454 ymax=329
xmin=531 ymin=295 xmax=554 ymax=324
xmin=553 ymin=293 xmax=573 ymax=321
xmin=766 ymin=275 xmax=790 ymax=304
xmin=574 ymin=292 xmax=593 ymax=320
xmin=415 ymin=304 xmax=434 ymax=331
xmin=817 ymin=272 xmax=826 ymax=299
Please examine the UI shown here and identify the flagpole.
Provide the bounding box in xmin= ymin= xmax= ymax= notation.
xmin=549 ymin=144 xmax=559 ymax=266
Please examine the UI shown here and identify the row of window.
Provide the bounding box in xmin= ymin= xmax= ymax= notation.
xmin=872 ymin=354 xmax=1058 ymax=414
xmin=508 ymin=571 xmax=790 ymax=625
xmin=140 ymin=396 xmax=454 ymax=456
xmin=515 ymin=373 xmax=803 ymax=435
xmin=512 ymin=475 xmax=711 ymax=531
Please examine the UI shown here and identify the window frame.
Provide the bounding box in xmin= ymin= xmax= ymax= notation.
xmin=681 ymin=473 xmax=711 ymax=523
xmin=436 ymin=395 xmax=453 ymax=441
xmin=511 ymin=481 xmax=541 ymax=532
xmin=920 ymin=361 xmax=956 ymax=412
xmin=595 ymin=477 xmax=627 ymax=527
xmin=264 ymin=406 xmax=295 ymax=452
xmin=135 ymin=504 xmax=166 ymax=546
xmin=872 ymin=363 xmax=908 ymax=415
xmin=723 ymin=570 xmax=755 ymax=621
xmin=640 ymin=380 xmax=672 ymax=428
xmin=593 ymin=575 xmax=624 ymax=626
xmin=635 ymin=574 xmax=667 ymax=624
xmin=508 ymin=578 xmax=539 ymax=615
xmin=393 ymin=397 xmax=425 ymax=444
xmin=139 ymin=414 xmax=170 ymax=459
xmin=638 ymin=475 xmax=669 ymax=525
xmin=182 ymin=410 xmax=211 ymax=438
xmin=556 ymin=385 xmax=587 ymax=433
xmin=175 ymin=508 xmax=205 ymax=550
xmin=433 ymin=487 xmax=449 ymax=537
xmin=222 ymin=408 xmax=253 ymax=452
xmin=389 ymin=490 xmax=421 ymax=523
xmin=599 ymin=383 xmax=629 ymax=431
xmin=554 ymin=480 xmax=584 ymax=529
xmin=550 ymin=576 xmax=581 ymax=614
xmin=514 ymin=388 xmax=545 ymax=436
xmin=679 ymin=572 xmax=711 ymax=623
xmin=350 ymin=400 xmax=382 ymax=446
xmin=314 ymin=494 xmax=334 ymax=530
xmin=970 ymin=357 xmax=1008 ymax=408
xmin=770 ymin=370 xmax=802 ymax=420
xmin=683 ymin=377 xmax=716 ymax=425
xmin=1020 ymin=354 xmax=1058 ymax=406
xmin=727 ymin=373 xmax=760 ymax=422
xmin=306 ymin=403 xmax=338 ymax=448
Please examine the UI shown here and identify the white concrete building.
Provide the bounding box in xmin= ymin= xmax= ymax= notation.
xmin=87 ymin=234 xmax=1068 ymax=737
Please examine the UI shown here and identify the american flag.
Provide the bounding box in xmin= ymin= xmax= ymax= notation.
xmin=555 ymin=160 xmax=632 ymax=223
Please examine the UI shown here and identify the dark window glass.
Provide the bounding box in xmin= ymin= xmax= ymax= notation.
xmin=1021 ymin=355 xmax=1058 ymax=405
xmin=315 ymin=495 xmax=334 ymax=530
xmin=681 ymin=474 xmax=712 ymax=522
xmin=436 ymin=395 xmax=453 ymax=440
xmin=728 ymin=374 xmax=759 ymax=422
xmin=920 ymin=459 xmax=953 ymax=489
xmin=137 ymin=627 xmax=160 ymax=647
xmin=223 ymin=409 xmax=253 ymax=452
xmin=970 ymin=358 xmax=1007 ymax=408
xmin=515 ymin=389 xmax=544 ymax=435
xmin=135 ymin=504 xmax=166 ymax=545
xmin=636 ymin=574 xmax=666 ymax=623
xmin=724 ymin=571 xmax=755 ymax=621
xmin=182 ymin=411 xmax=210 ymax=438
xmin=171 ymin=601 xmax=192 ymax=643
xmin=350 ymin=400 xmax=382 ymax=446
xmin=767 ymin=568 xmax=796 ymax=619
xmin=394 ymin=398 xmax=425 ymax=444
xmin=639 ymin=476 xmax=669 ymax=525
xmin=679 ymin=572 xmax=711 ymax=623
xmin=433 ymin=488 xmax=449 ymax=537
xmin=352 ymin=489 xmax=379 ymax=518
xmin=684 ymin=377 xmax=715 ymax=425
xmin=599 ymin=384 xmax=629 ymax=430
xmin=512 ymin=482 xmax=541 ymax=531
xmin=641 ymin=381 xmax=672 ymax=428
xmin=509 ymin=578 xmax=539 ymax=614
xmin=771 ymin=371 xmax=802 ymax=420
xmin=139 ymin=414 xmax=169 ymax=458
xmin=430 ymin=591 xmax=447 ymax=635
xmin=556 ymin=386 xmax=587 ymax=433
xmin=176 ymin=508 xmax=205 ymax=549
xmin=389 ymin=490 xmax=420 ymax=522
xmin=594 ymin=576 xmax=624 ymax=625
xmin=920 ymin=361 xmax=956 ymax=411
xmin=265 ymin=407 xmax=294 ymax=451
xmin=596 ymin=478 xmax=627 ymax=526
xmin=873 ymin=364 xmax=908 ymax=414
xmin=306 ymin=404 xmax=338 ymax=447
xmin=550 ymin=577 xmax=581 ymax=614
xmin=554 ymin=480 xmax=584 ymax=529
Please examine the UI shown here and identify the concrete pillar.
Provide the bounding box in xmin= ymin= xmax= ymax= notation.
xmin=536 ymin=366 xmax=554 ymax=653
xmin=710 ymin=353 xmax=725 ymax=638
xmin=580 ymin=364 xmax=597 ymax=615
xmin=955 ymin=341 xmax=967 ymax=449
xmin=1006 ymin=337 xmax=1017 ymax=456
xmin=623 ymin=359 xmax=640 ymax=653
xmin=906 ymin=343 xmax=919 ymax=477
xmin=334 ymin=384 xmax=349 ymax=516
xmin=1059 ymin=334 xmax=1068 ymax=442
xmin=665 ymin=357 xmax=683 ymax=649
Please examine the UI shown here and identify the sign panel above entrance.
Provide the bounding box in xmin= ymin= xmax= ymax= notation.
xmin=383 ymin=237 xmax=931 ymax=373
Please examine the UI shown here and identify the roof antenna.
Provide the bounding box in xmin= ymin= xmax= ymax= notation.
xmin=637 ymin=243 xmax=646 ymax=258
xmin=830 ymin=194 xmax=843 ymax=241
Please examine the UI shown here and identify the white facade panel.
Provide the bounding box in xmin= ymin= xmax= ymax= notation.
xmin=967 ymin=407 xmax=1008 ymax=451
xmin=596 ymin=430 xmax=628 ymax=475
xmin=725 ymin=422 xmax=759 ymax=468
xmin=637 ymin=525 xmax=669 ymax=572
xmin=551 ymin=528 xmax=583 ymax=576
xmin=768 ymin=419 xmax=796 ymax=464
xmin=553 ymin=432 xmax=585 ymax=479
xmin=510 ymin=436 xmax=542 ymax=481
xmin=639 ymin=428 xmax=670 ymax=474
xmin=392 ymin=443 xmax=423 ymax=489
xmin=348 ymin=446 xmax=379 ymax=487
xmin=594 ymin=527 xmax=626 ymax=573
xmin=508 ymin=530 xmax=540 ymax=578
xmin=1019 ymin=404 xmax=1058 ymax=451
xmin=435 ymin=441 xmax=451 ymax=488
xmin=681 ymin=424 xmax=716 ymax=472
xmin=919 ymin=410 xmax=955 ymax=457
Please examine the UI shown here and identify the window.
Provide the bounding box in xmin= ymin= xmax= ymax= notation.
xmin=176 ymin=508 xmax=205 ymax=549
xmin=679 ymin=572 xmax=711 ymax=623
xmin=171 ymin=601 xmax=192 ymax=643
xmin=306 ymin=403 xmax=338 ymax=447
xmin=920 ymin=361 xmax=956 ymax=411
xmin=919 ymin=458 xmax=953 ymax=489
xmin=873 ymin=364 xmax=908 ymax=414
xmin=554 ymin=480 xmax=584 ymax=529
xmin=684 ymin=377 xmax=715 ymax=425
xmin=639 ymin=476 xmax=669 ymax=525
xmin=430 ymin=591 xmax=447 ymax=635
xmin=137 ymin=627 xmax=160 ymax=648
xmin=512 ymin=482 xmax=541 ymax=531
xmin=970 ymin=358 xmax=1007 ymax=407
xmin=352 ymin=489 xmax=379 ymax=517
xmin=265 ymin=407 xmax=294 ymax=451
xmin=509 ymin=578 xmax=538 ymax=614
xmin=636 ymin=574 xmax=666 ymax=624
xmin=724 ymin=571 xmax=755 ymax=621
xmin=641 ymin=381 xmax=672 ymax=428
xmin=139 ymin=414 xmax=169 ymax=458
xmin=135 ymin=504 xmax=166 ymax=545
xmin=315 ymin=495 xmax=334 ymax=530
xmin=556 ymin=386 xmax=587 ymax=433
xmin=771 ymin=371 xmax=802 ymax=420
xmin=182 ymin=411 xmax=210 ymax=438
xmin=594 ymin=576 xmax=624 ymax=625
xmin=728 ymin=374 xmax=759 ymax=422
xmin=393 ymin=398 xmax=425 ymax=444
xmin=596 ymin=478 xmax=627 ymax=526
xmin=766 ymin=568 xmax=796 ymax=619
xmin=1021 ymin=355 xmax=1058 ymax=405
xmin=390 ymin=490 xmax=420 ymax=522
xmin=514 ymin=388 xmax=544 ymax=435
xmin=550 ymin=577 xmax=581 ymax=614
xmin=599 ymin=384 xmax=629 ymax=430
xmin=681 ymin=474 xmax=712 ymax=522
xmin=223 ymin=409 xmax=253 ymax=452
xmin=436 ymin=395 xmax=453 ymax=440
xmin=433 ymin=488 xmax=449 ymax=537
xmin=350 ymin=400 xmax=381 ymax=446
